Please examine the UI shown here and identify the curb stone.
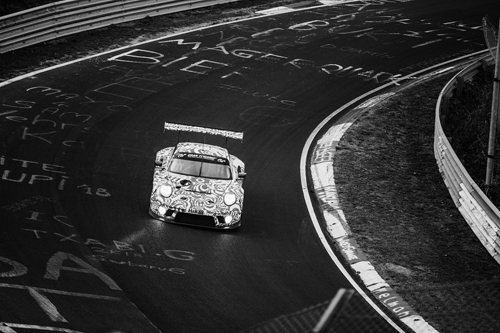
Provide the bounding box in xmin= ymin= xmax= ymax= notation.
xmin=310 ymin=92 xmax=439 ymax=333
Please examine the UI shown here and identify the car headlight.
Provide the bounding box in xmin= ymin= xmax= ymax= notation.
xmin=159 ymin=184 xmax=173 ymax=198
xmin=224 ymin=192 xmax=236 ymax=206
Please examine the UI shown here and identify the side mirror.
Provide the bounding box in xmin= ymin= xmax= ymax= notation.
xmin=155 ymin=156 xmax=164 ymax=167
xmin=238 ymin=172 xmax=247 ymax=179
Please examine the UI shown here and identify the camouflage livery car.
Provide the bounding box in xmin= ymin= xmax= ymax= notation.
xmin=149 ymin=123 xmax=245 ymax=229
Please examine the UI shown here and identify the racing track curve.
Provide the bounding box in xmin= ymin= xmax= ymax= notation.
xmin=0 ymin=0 xmax=498 ymax=332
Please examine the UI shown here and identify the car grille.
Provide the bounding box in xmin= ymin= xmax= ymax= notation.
xmin=171 ymin=211 xmax=224 ymax=228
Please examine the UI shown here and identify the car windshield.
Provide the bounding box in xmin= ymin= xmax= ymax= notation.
xmin=168 ymin=153 xmax=232 ymax=180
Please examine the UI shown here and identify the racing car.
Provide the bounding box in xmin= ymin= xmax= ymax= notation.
xmin=149 ymin=122 xmax=246 ymax=229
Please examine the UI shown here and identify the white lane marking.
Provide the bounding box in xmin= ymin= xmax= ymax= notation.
xmin=0 ymin=283 xmax=121 ymax=300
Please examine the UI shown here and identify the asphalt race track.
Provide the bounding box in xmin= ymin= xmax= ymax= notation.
xmin=0 ymin=0 xmax=499 ymax=332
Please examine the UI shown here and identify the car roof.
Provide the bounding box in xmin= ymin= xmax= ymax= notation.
xmin=175 ymin=142 xmax=230 ymax=159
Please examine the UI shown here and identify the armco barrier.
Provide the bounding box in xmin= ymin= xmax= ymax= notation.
xmin=434 ymin=55 xmax=500 ymax=265
xmin=0 ymin=0 xmax=240 ymax=54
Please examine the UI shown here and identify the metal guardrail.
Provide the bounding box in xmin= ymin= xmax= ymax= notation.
xmin=434 ymin=56 xmax=500 ymax=265
xmin=0 ymin=0 xmax=240 ymax=54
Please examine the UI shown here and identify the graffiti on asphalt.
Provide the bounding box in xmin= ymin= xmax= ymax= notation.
xmin=0 ymin=156 xmax=110 ymax=195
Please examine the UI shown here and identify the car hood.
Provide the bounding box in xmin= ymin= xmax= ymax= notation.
xmin=161 ymin=173 xmax=233 ymax=195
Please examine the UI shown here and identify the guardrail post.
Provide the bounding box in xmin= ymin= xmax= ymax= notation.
xmin=485 ymin=17 xmax=500 ymax=188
